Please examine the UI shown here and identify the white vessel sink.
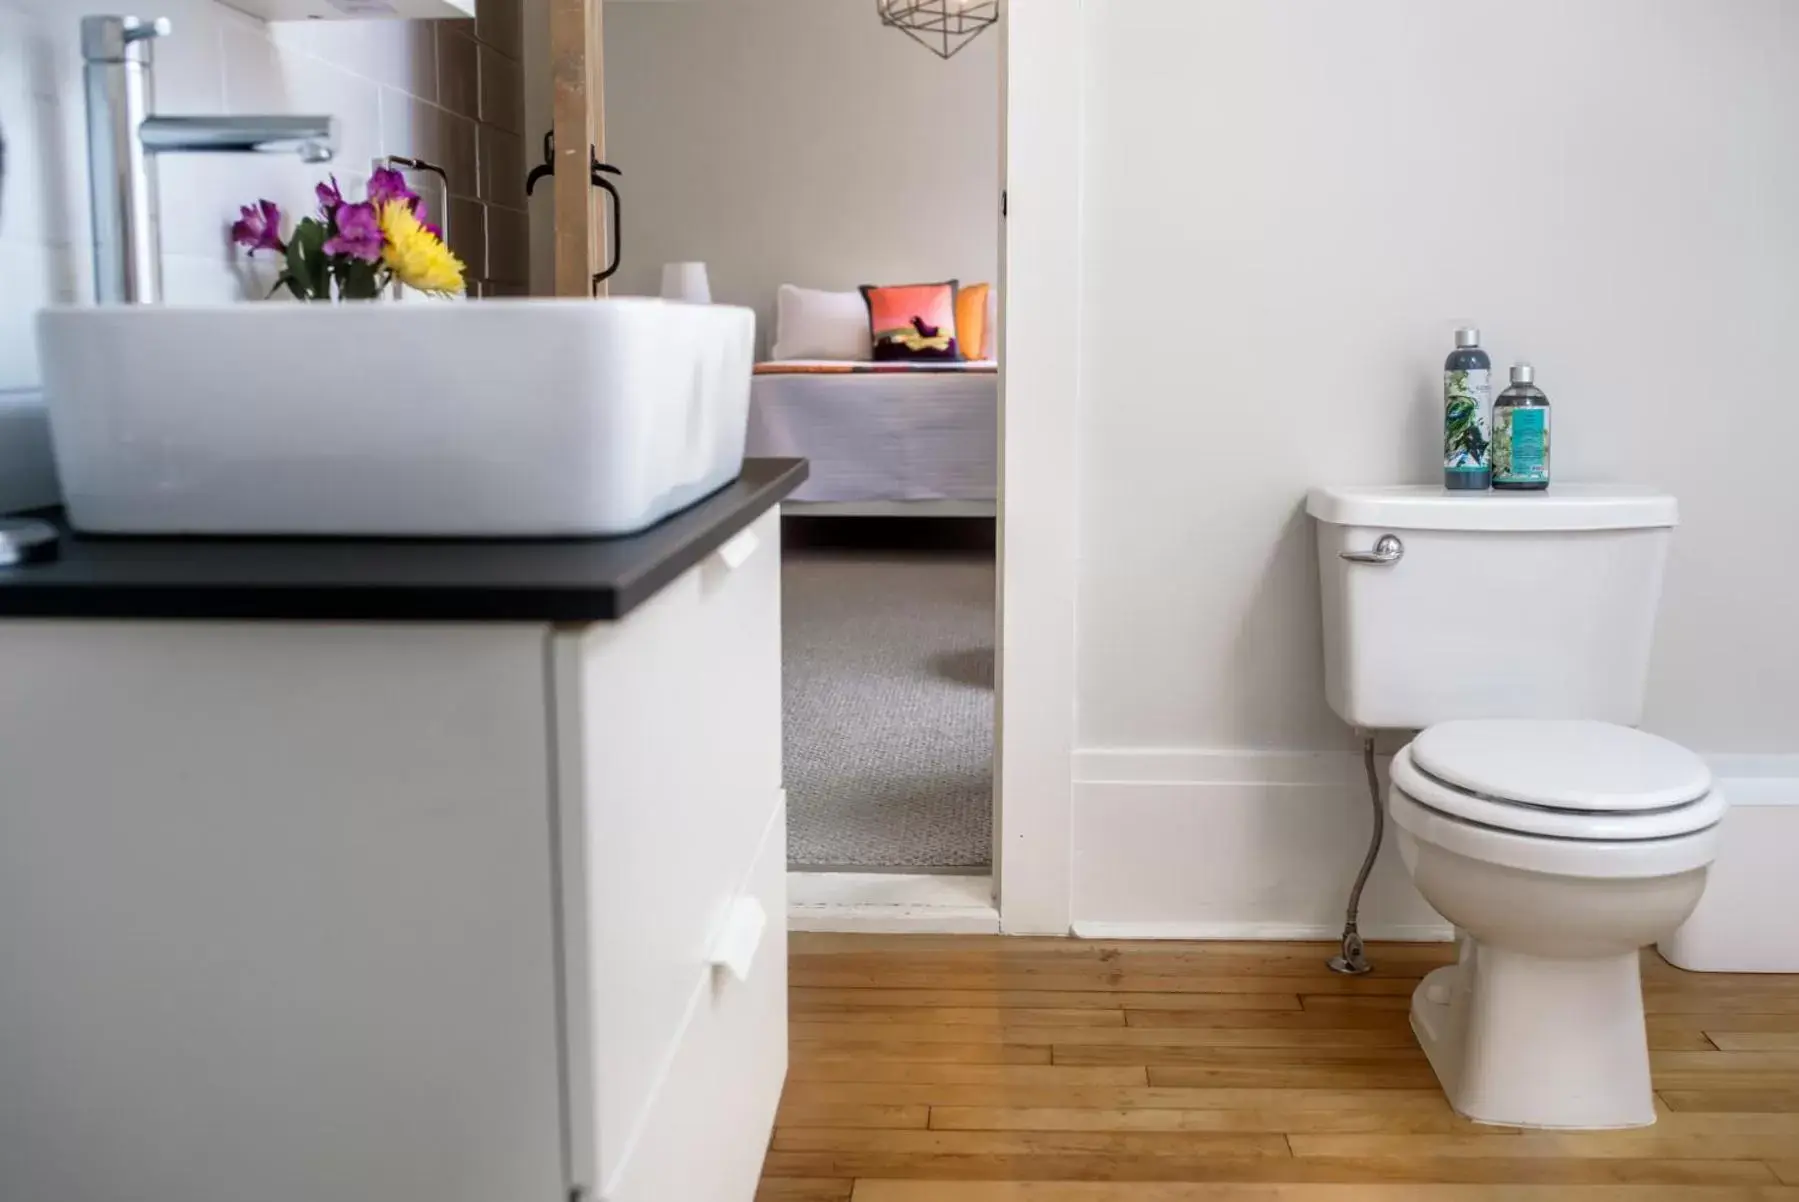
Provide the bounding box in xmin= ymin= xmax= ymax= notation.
xmin=36 ymin=299 xmax=756 ymax=537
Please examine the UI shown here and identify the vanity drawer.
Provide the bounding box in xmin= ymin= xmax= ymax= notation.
xmin=605 ymin=796 xmax=788 ymax=1202
xmin=551 ymin=509 xmax=784 ymax=1193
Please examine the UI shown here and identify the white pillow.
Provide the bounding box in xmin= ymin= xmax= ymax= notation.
xmin=771 ymin=285 xmax=872 ymax=361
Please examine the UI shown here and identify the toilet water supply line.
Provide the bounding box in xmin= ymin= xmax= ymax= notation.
xmin=1328 ymin=733 xmax=1384 ymax=976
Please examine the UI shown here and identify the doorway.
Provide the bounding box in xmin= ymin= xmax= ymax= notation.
xmin=528 ymin=0 xmax=1086 ymax=935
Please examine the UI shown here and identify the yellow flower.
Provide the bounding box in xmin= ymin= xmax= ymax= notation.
xmin=378 ymin=200 xmax=466 ymax=296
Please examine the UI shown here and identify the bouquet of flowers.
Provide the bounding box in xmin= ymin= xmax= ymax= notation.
xmin=231 ymin=166 xmax=466 ymax=300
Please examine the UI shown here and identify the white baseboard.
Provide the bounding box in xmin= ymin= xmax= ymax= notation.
xmin=1071 ymin=747 xmax=1799 ymax=953
xmin=1072 ymin=748 xmax=1443 ymax=937
xmin=788 ymin=872 xmax=1001 ymax=934
xmin=1072 ymin=920 xmax=1453 ymax=942
xmin=1662 ymin=764 xmax=1799 ymax=972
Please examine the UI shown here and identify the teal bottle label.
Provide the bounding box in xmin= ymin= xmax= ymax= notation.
xmin=1444 ymin=369 xmax=1492 ymax=475
xmin=1494 ymin=406 xmax=1550 ymax=484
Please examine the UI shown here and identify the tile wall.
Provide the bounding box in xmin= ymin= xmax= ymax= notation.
xmin=0 ymin=0 xmax=526 ymax=413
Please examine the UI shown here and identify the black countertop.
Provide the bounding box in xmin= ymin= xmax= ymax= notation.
xmin=0 ymin=458 xmax=808 ymax=623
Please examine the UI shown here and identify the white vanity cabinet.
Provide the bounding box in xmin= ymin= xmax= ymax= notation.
xmin=0 ymin=502 xmax=791 ymax=1202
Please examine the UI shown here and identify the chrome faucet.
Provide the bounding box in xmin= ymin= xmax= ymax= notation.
xmin=82 ymin=15 xmax=337 ymax=304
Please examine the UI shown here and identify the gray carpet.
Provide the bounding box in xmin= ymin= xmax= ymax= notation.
xmin=784 ymin=550 xmax=995 ymax=870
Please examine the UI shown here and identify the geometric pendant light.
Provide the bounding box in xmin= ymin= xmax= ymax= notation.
xmin=877 ymin=0 xmax=1001 ymax=60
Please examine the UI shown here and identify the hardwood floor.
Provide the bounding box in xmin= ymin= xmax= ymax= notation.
xmin=757 ymin=935 xmax=1799 ymax=1201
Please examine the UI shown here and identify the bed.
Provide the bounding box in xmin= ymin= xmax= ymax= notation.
xmin=744 ymin=360 xmax=998 ymax=517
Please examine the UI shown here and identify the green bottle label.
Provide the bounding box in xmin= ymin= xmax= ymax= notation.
xmin=1444 ymin=370 xmax=1491 ymax=474
xmin=1493 ymin=406 xmax=1550 ymax=484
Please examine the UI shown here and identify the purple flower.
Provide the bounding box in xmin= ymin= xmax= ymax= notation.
xmin=368 ymin=166 xmax=420 ymax=211
xmin=369 ymin=164 xmax=442 ymax=238
xmin=230 ymin=199 xmax=284 ymax=255
xmin=321 ymin=201 xmax=384 ymax=263
xmin=316 ymin=176 xmax=344 ymax=216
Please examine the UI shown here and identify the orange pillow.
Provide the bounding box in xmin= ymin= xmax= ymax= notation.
xmin=956 ymin=283 xmax=991 ymax=361
xmin=861 ymin=280 xmax=960 ymax=361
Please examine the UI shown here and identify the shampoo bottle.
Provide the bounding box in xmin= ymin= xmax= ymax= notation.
xmin=1443 ymin=327 xmax=1492 ymax=490
xmin=1492 ymin=362 xmax=1551 ymax=490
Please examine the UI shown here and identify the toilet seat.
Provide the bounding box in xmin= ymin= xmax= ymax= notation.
xmin=1411 ymin=720 xmax=1712 ymax=812
xmin=1393 ymin=719 xmax=1724 ymax=842
xmin=1391 ymin=748 xmax=1725 ymax=843
xmin=1388 ymin=778 xmax=1722 ymax=879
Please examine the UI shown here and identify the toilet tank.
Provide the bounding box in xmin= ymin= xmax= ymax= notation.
xmin=1307 ymin=485 xmax=1677 ymax=731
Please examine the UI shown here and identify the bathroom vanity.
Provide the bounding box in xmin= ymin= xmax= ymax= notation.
xmin=0 ymin=458 xmax=805 ymax=1202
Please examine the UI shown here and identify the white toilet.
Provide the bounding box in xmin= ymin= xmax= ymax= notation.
xmin=1307 ymin=485 xmax=1725 ymax=1131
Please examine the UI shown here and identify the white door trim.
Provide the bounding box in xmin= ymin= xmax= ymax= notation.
xmin=995 ymin=0 xmax=1084 ymax=935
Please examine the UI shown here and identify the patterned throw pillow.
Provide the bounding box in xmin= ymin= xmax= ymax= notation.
xmin=860 ymin=281 xmax=960 ymax=362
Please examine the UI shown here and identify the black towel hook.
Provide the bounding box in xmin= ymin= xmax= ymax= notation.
xmin=526 ymin=131 xmax=623 ymax=294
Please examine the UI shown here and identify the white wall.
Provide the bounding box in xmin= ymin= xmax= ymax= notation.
xmin=1063 ymin=0 xmax=1799 ymax=934
xmin=0 ymin=1 xmax=509 ymax=510
xmin=602 ymin=0 xmax=1000 ymax=351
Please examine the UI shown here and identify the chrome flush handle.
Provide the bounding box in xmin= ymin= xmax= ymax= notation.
xmin=1340 ymin=534 xmax=1404 ymax=565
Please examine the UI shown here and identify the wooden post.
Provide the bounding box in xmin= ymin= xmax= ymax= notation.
xmin=549 ymin=0 xmax=602 ymax=297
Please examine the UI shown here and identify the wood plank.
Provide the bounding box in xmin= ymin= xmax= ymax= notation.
xmin=792 ymin=955 xmax=1440 ymax=984
xmin=1289 ymin=1134 xmax=1799 ymax=1161
xmin=1660 ymin=1091 xmax=1799 ymax=1114
xmin=548 ymin=0 xmax=599 ymax=296
xmin=1646 ymin=1112 xmax=1799 ymax=1135
xmin=1060 ymin=1045 xmax=1430 ymax=1068
xmin=1645 ymin=992 xmax=1799 ymax=1015
xmin=780 ymin=1083 xmax=1457 ymax=1112
xmin=792 ymin=1041 xmax=1051 ymax=1065
xmin=1146 ymin=1063 xmax=1442 ymax=1090
xmin=792 ymin=1006 xmax=1128 ymax=1028
xmin=1298 ymin=994 xmax=1416 ymax=1012
xmin=772 ymin=1128 xmax=1292 ymax=1158
xmin=849 ymin=1184 xmax=1799 ymax=1201
xmin=1655 ymin=1053 xmax=1799 ymax=1071
xmin=927 ymin=1105 xmax=1501 ymax=1135
xmin=768 ymin=1151 xmax=1776 ymax=1185
xmin=791 ymin=968 xmax=1419 ymax=995
xmin=791 ymin=935 xmax=1457 ymax=964
xmin=756 ymin=1181 xmax=854 ymax=1202
xmin=1711 ymin=1034 xmax=1799 ymax=1051
xmin=1653 ymin=1014 xmax=1799 ymax=1035
xmin=793 ymin=988 xmax=1304 ymax=1012
xmin=775 ymin=1102 xmax=930 ymax=1130
xmin=786 ymin=1062 xmax=1148 ymax=1087
xmin=793 ymin=1022 xmax=1419 ymax=1049
xmin=1125 ymin=1008 xmax=1412 ymax=1031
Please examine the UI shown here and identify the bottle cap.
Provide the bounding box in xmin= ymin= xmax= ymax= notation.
xmin=1455 ymin=327 xmax=1481 ymax=348
xmin=1511 ymin=362 xmax=1534 ymax=385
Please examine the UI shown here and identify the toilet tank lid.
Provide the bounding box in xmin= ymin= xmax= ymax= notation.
xmin=1305 ymin=485 xmax=1677 ymax=531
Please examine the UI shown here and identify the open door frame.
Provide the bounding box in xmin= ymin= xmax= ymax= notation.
xmin=548 ymin=0 xmax=606 ymax=296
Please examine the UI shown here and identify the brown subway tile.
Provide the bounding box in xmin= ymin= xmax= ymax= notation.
xmin=478 ymin=44 xmax=524 ymax=135
xmin=475 ymin=0 xmax=523 ymax=61
xmin=436 ymin=25 xmax=480 ymax=120
xmin=441 ymin=110 xmax=479 ymax=199
xmin=484 ymin=205 xmax=529 ymax=284
xmin=446 ymin=198 xmax=487 ymax=282
xmin=478 ymin=124 xmax=527 ymax=209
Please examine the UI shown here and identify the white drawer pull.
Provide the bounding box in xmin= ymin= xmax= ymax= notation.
xmin=709 ymin=896 xmax=768 ymax=983
xmin=715 ymin=527 xmax=761 ymax=571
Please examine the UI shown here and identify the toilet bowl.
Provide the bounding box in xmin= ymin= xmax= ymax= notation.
xmin=1388 ymin=719 xmax=1724 ymax=1131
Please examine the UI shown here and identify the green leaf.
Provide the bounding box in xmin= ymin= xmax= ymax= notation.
xmin=338 ymin=257 xmax=382 ymax=300
xmin=287 ymin=218 xmax=330 ymax=300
